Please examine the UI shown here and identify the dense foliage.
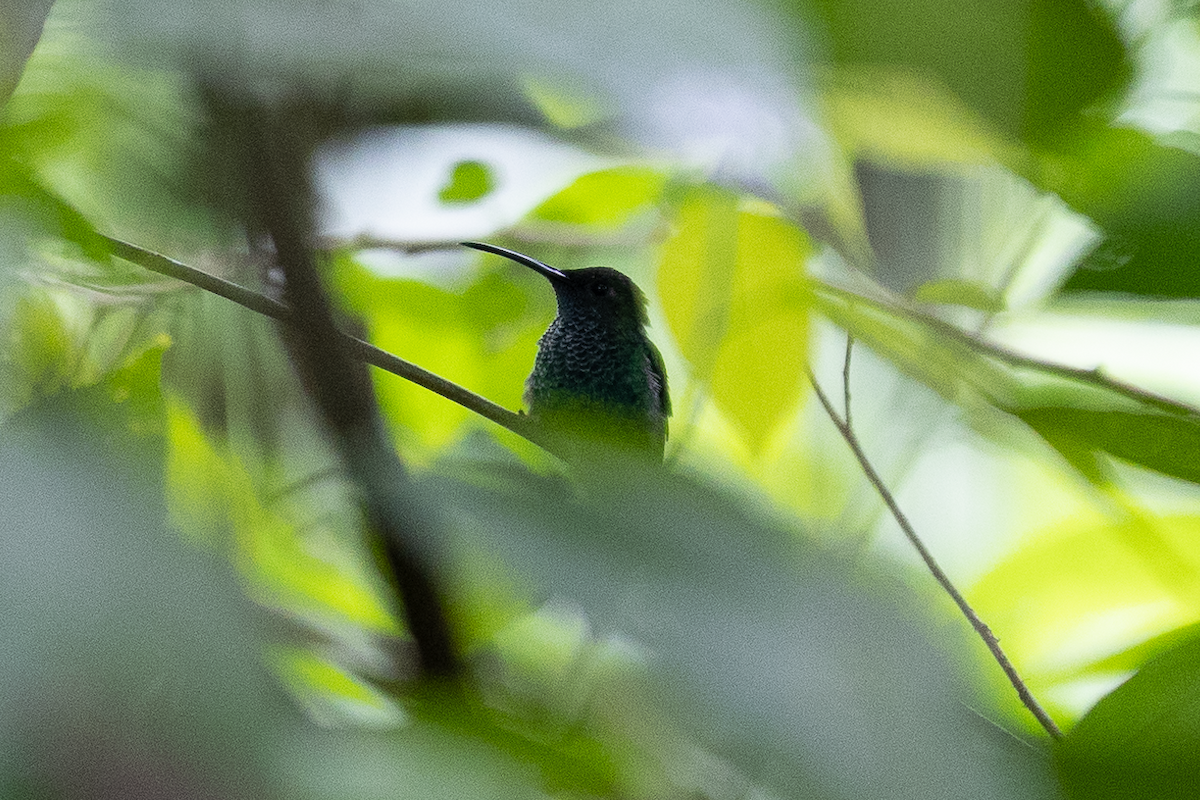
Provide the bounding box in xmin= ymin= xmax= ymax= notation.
xmin=3 ymin=0 xmax=1200 ymax=797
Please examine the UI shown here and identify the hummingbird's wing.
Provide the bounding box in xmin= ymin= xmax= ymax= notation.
xmin=645 ymin=341 xmax=671 ymax=419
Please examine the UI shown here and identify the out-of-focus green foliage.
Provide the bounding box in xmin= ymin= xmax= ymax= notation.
xmin=802 ymin=0 xmax=1128 ymax=143
xmin=1017 ymin=406 xmax=1200 ymax=487
xmin=1055 ymin=631 xmax=1200 ymax=799
xmin=438 ymin=160 xmax=495 ymax=204
xmin=912 ymin=278 xmax=1006 ymax=313
xmin=431 ymin=458 xmax=1060 ymax=800
xmin=0 ymin=345 xmax=283 ymax=799
xmin=329 ymin=255 xmax=548 ymax=457
xmin=972 ymin=511 xmax=1200 ymax=719
xmin=0 ymin=0 xmax=53 ymax=103
xmin=1045 ymin=127 xmax=1200 ymax=298
xmin=531 ymin=166 xmax=668 ymax=228
xmin=659 ymin=188 xmax=812 ymax=451
xmin=8 ymin=0 xmax=1200 ymax=797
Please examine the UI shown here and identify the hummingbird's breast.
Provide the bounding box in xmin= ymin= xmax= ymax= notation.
xmin=525 ymin=311 xmax=661 ymax=420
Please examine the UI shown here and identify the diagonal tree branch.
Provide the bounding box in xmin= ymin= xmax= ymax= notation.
xmin=205 ymin=98 xmax=463 ymax=679
xmin=809 ymin=346 xmax=1062 ymax=739
xmin=102 ymin=234 xmax=548 ymax=450
xmin=812 ymin=278 xmax=1200 ymax=421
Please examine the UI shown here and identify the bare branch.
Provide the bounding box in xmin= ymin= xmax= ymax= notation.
xmin=810 ymin=359 xmax=1062 ymax=739
xmin=227 ymin=103 xmax=461 ymax=678
xmin=813 ymin=278 xmax=1200 ymax=421
xmin=842 ymin=335 xmax=854 ymax=428
xmin=102 ymin=234 xmax=547 ymax=450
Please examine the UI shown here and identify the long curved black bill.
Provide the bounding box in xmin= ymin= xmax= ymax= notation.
xmin=461 ymin=241 xmax=567 ymax=281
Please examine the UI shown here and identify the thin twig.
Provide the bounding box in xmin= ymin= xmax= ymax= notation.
xmin=102 ymin=234 xmax=546 ymax=449
xmin=842 ymin=335 xmax=854 ymax=428
xmin=808 ymin=361 xmax=1063 ymax=739
xmin=813 ymin=279 xmax=1200 ymax=421
xmin=317 ymin=224 xmax=650 ymax=255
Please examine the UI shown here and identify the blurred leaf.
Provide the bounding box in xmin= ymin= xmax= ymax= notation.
xmin=0 ymin=367 xmax=281 ymax=799
xmin=0 ymin=156 xmax=108 ymax=263
xmin=1055 ymin=632 xmax=1200 ymax=799
xmin=165 ymin=397 xmax=395 ymax=631
xmin=270 ymin=646 xmax=404 ymax=729
xmin=813 ymin=283 xmax=1200 ymax=490
xmin=438 ymin=160 xmax=494 ymax=204
xmin=97 ymin=0 xmax=820 ymax=200
xmin=1016 ymin=407 xmax=1200 ymax=487
xmin=826 ymin=67 xmax=1016 ymax=166
xmin=912 ymin=278 xmax=1006 ymax=312
xmin=660 ymin=189 xmax=812 ymax=450
xmin=1085 ymin=621 xmax=1200 ymax=678
xmin=103 ymin=332 xmax=170 ymax=437
xmin=657 ymin=186 xmax=739 ymax=375
xmin=531 ymin=166 xmax=667 ymax=228
xmin=431 ymin=460 xmax=1060 ymax=800
xmin=0 ymin=0 xmax=52 ymax=103
xmin=286 ymin=713 xmax=588 ymax=800
xmin=1039 ymin=127 xmax=1200 ymax=298
xmin=971 ymin=513 xmax=1200 ymax=698
xmin=805 ymin=0 xmax=1128 ymax=142
xmin=521 ymin=74 xmax=607 ymax=129
xmin=1 ymin=26 xmax=216 ymax=248
xmin=3 ymin=291 xmax=76 ymax=412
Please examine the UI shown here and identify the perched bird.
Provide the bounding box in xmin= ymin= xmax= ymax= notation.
xmin=462 ymin=241 xmax=670 ymax=460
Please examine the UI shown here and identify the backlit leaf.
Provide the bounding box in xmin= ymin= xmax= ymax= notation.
xmin=659 ymin=189 xmax=812 ymax=451
xmin=531 ymin=166 xmax=667 ymax=228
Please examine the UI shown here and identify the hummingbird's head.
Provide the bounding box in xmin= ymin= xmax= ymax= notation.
xmin=462 ymin=242 xmax=649 ymax=327
xmin=552 ymin=266 xmax=648 ymax=326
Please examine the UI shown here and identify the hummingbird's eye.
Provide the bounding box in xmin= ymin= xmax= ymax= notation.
xmin=590 ymin=281 xmax=610 ymax=296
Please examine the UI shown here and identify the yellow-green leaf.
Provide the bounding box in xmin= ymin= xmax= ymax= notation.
xmin=521 ymin=74 xmax=608 ymax=129
xmin=531 ymin=166 xmax=668 ymax=228
xmin=657 ymin=186 xmax=740 ymax=375
xmin=826 ymin=67 xmax=1016 ymax=166
xmin=912 ymin=278 xmax=1006 ymax=312
xmin=659 ymin=189 xmax=812 ymax=451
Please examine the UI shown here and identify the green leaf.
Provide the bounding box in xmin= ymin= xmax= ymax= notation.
xmin=813 ymin=282 xmax=1200 ymax=490
xmin=657 ymin=186 xmax=740 ymax=375
xmin=521 ymin=74 xmax=607 ymax=129
xmin=531 ymin=166 xmax=667 ymax=228
xmin=330 ymin=256 xmax=545 ymax=453
xmin=431 ymin=460 xmax=1061 ymax=800
xmin=971 ymin=513 xmax=1200 ymax=695
xmin=659 ymin=189 xmax=812 ymax=451
xmin=0 ymin=378 xmax=280 ymax=798
xmin=807 ymin=0 xmax=1128 ymax=142
xmin=912 ymin=278 xmax=1006 ymax=312
xmin=0 ymin=0 xmax=52 ymax=104
xmin=812 ymin=283 xmax=999 ymax=407
xmin=1 ymin=36 xmax=212 ymax=248
xmin=0 ymin=157 xmax=108 ymax=263
xmin=1037 ymin=127 xmax=1200 ymax=298
xmin=438 ymin=160 xmax=494 ymax=204
xmin=3 ymin=292 xmax=76 ymax=412
xmin=826 ymin=68 xmax=1016 ymax=166
xmin=1016 ymin=407 xmax=1200 ymax=487
xmin=1056 ymin=632 xmax=1200 ymax=799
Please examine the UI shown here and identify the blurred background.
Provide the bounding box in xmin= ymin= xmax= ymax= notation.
xmin=3 ymin=0 xmax=1200 ymax=797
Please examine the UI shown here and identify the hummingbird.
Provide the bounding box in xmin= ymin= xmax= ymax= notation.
xmin=462 ymin=241 xmax=670 ymax=461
